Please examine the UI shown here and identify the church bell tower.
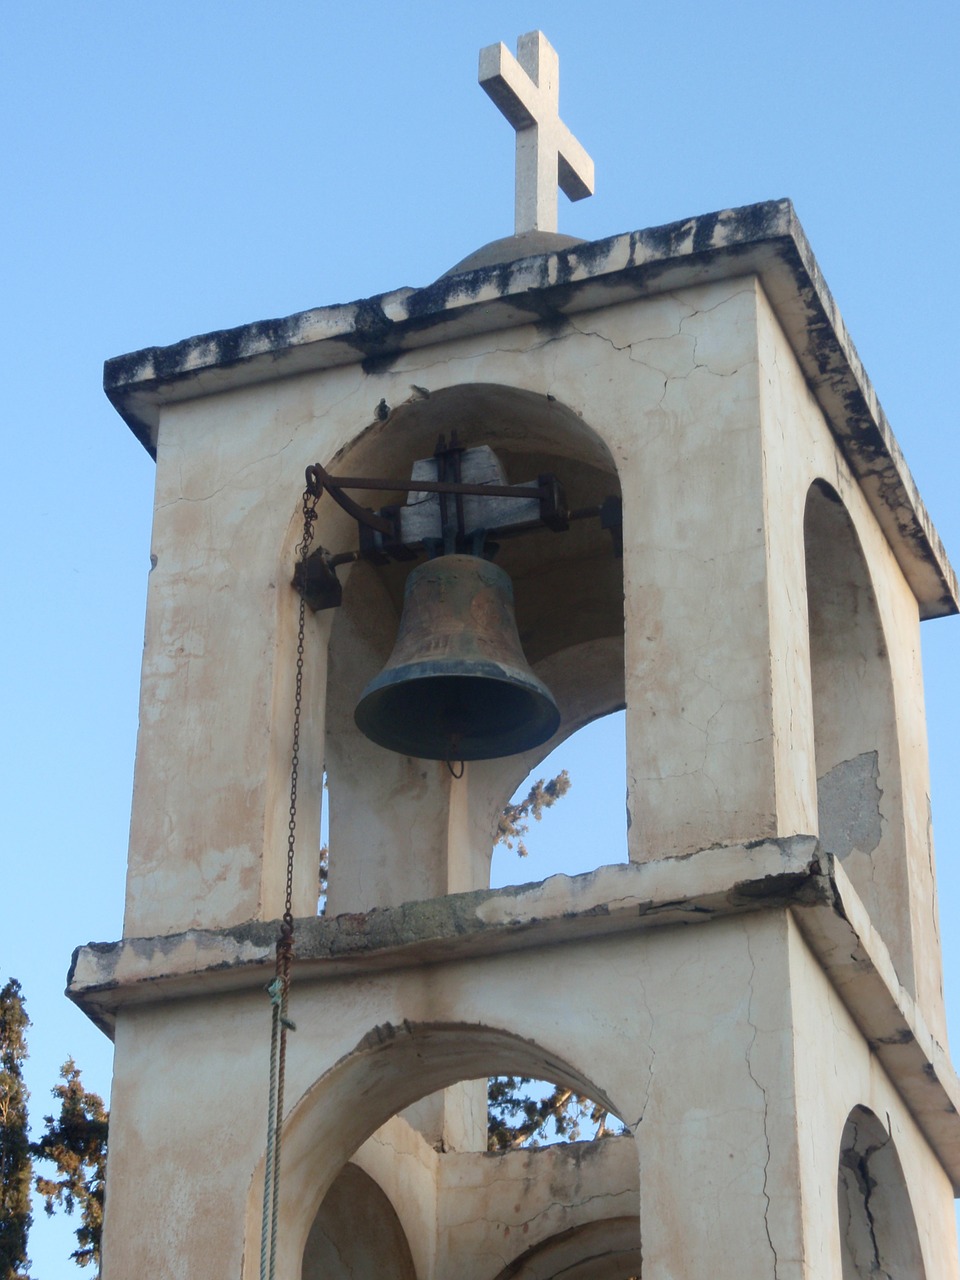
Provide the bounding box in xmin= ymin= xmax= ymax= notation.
xmin=73 ymin=30 xmax=960 ymax=1280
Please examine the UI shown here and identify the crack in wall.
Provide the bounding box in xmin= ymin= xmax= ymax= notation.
xmin=159 ymin=432 xmax=299 ymax=508
xmin=453 ymin=1186 xmax=634 ymax=1233
xmin=839 ymin=1121 xmax=894 ymax=1280
xmin=744 ymin=926 xmax=780 ymax=1280
xmin=636 ymin=974 xmax=656 ymax=1130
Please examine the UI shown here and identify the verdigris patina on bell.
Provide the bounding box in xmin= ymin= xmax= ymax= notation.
xmin=354 ymin=554 xmax=560 ymax=761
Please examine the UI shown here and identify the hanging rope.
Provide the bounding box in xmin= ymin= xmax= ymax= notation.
xmin=260 ymin=475 xmax=319 ymax=1280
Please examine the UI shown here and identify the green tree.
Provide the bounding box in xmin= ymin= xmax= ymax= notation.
xmin=487 ymin=1077 xmax=621 ymax=1151
xmin=0 ymin=978 xmax=32 ymax=1280
xmin=33 ymin=1061 xmax=108 ymax=1273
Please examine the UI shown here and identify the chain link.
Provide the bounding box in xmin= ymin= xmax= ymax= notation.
xmin=261 ymin=475 xmax=319 ymax=1280
xmin=279 ymin=482 xmax=319 ymax=951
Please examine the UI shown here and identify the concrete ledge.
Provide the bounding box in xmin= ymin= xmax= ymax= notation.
xmin=69 ymin=833 xmax=960 ymax=1185
xmin=103 ymin=198 xmax=957 ymax=617
xmin=69 ymin=835 xmax=824 ymax=1023
xmin=790 ymin=858 xmax=960 ymax=1187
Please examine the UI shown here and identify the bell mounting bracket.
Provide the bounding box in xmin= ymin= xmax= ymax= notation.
xmin=295 ymin=433 xmax=622 ymax=611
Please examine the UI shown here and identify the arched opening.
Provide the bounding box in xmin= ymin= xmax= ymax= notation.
xmin=837 ymin=1107 xmax=925 ymax=1280
xmin=488 ymin=1217 xmax=642 ymax=1280
xmin=243 ymin=1021 xmax=637 ymax=1280
xmin=804 ymin=481 xmax=912 ymax=989
xmin=490 ymin=710 xmax=627 ymax=889
xmin=484 ymin=710 xmax=629 ymax=1141
xmin=302 ymin=1163 xmax=416 ymax=1280
xmin=316 ymin=384 xmax=623 ymax=916
xmin=301 ymin=1082 xmax=637 ymax=1280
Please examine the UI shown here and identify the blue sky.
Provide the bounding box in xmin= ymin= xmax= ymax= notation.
xmin=3 ymin=2 xmax=959 ymax=1272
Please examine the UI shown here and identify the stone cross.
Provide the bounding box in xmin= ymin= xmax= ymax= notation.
xmin=479 ymin=30 xmax=594 ymax=236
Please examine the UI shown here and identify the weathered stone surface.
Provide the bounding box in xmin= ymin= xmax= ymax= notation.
xmin=71 ymin=836 xmax=824 ymax=1014
xmin=95 ymin=170 xmax=960 ymax=1276
xmin=71 ymin=837 xmax=960 ymax=1196
xmin=103 ymin=200 xmax=957 ymax=620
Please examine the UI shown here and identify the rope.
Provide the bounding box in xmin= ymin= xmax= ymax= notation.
xmin=260 ymin=981 xmax=283 ymax=1280
xmin=266 ymin=950 xmax=292 ymax=1280
xmin=259 ymin=475 xmax=319 ymax=1280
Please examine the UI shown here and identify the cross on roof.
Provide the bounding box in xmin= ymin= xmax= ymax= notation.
xmin=479 ymin=30 xmax=594 ymax=237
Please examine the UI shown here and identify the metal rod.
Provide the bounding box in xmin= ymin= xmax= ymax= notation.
xmin=313 ymin=466 xmax=545 ymax=501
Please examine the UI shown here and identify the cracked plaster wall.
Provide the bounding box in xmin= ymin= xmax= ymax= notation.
xmin=125 ymin=274 xmax=808 ymax=939
xmin=101 ymin=913 xmax=812 ymax=1280
xmin=755 ymin=284 xmax=946 ymax=1043
xmin=433 ymin=1134 xmax=639 ymax=1280
xmin=100 ymin=221 xmax=959 ymax=1280
xmin=837 ymin=1107 xmax=926 ymax=1280
xmin=787 ymin=916 xmax=957 ymax=1280
xmin=109 ymin=266 xmax=955 ymax=1278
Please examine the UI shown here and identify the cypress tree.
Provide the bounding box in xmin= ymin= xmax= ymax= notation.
xmin=0 ymin=978 xmax=32 ymax=1279
xmin=34 ymin=1061 xmax=108 ymax=1273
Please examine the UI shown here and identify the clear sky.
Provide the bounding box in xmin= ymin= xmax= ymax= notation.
xmin=3 ymin=2 xmax=959 ymax=1273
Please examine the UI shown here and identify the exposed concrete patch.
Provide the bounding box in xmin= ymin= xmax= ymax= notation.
xmin=817 ymin=751 xmax=883 ymax=861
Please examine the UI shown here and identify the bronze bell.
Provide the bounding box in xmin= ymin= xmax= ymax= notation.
xmin=355 ymin=554 xmax=560 ymax=761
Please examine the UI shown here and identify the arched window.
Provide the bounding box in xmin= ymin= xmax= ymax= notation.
xmin=490 ymin=710 xmax=627 ymax=888
xmin=302 ymin=1164 xmax=416 ymax=1280
xmin=301 ymin=1071 xmax=637 ymax=1280
xmin=804 ymin=481 xmax=912 ymax=989
xmin=318 ymin=383 xmax=623 ymax=914
xmin=837 ymin=1107 xmax=925 ymax=1280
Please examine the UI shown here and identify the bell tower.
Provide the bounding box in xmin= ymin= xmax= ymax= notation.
xmin=74 ymin=29 xmax=960 ymax=1280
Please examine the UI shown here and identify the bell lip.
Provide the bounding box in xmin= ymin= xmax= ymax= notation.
xmin=354 ymin=662 xmax=561 ymax=761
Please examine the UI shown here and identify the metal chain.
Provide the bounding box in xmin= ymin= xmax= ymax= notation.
xmin=260 ymin=473 xmax=320 ymax=1280
xmin=282 ymin=481 xmax=319 ymax=941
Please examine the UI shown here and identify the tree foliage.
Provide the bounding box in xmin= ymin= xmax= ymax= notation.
xmin=0 ymin=979 xmax=32 ymax=1280
xmin=496 ymin=770 xmax=571 ymax=859
xmin=487 ymin=1076 xmax=624 ymax=1152
xmin=33 ymin=1060 xmax=108 ymax=1272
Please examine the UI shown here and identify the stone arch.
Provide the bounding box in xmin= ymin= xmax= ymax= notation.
xmin=242 ymin=1020 xmax=630 ymax=1280
xmin=301 ymin=1162 xmax=417 ymax=1280
xmin=489 ymin=1217 xmax=642 ymax=1280
xmin=803 ymin=480 xmax=912 ymax=989
xmin=314 ymin=384 xmax=623 ymax=914
xmin=837 ymin=1106 xmax=925 ymax=1280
